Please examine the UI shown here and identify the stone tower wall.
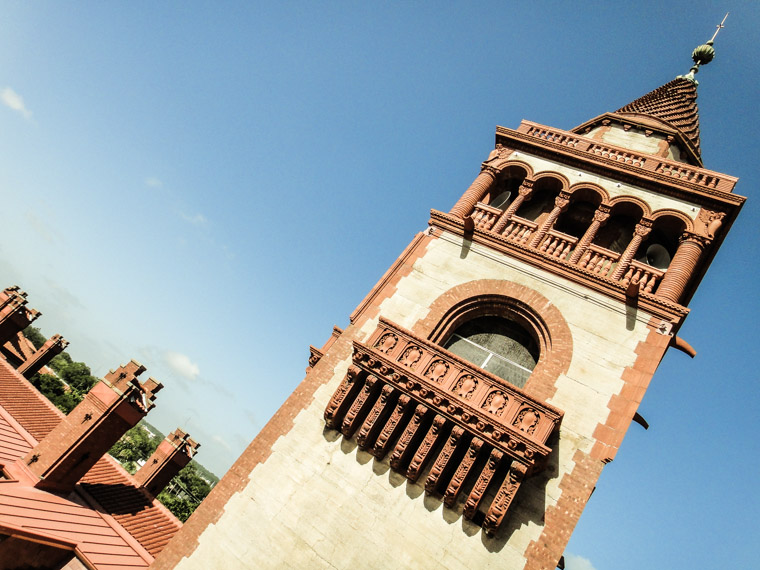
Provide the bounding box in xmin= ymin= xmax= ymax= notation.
xmin=161 ymin=223 xmax=671 ymax=569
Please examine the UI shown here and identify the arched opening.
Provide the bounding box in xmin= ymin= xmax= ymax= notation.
xmin=592 ymin=202 xmax=643 ymax=254
xmin=635 ymin=215 xmax=685 ymax=271
xmin=554 ymin=188 xmax=602 ymax=239
xmin=441 ymin=315 xmax=539 ymax=389
xmin=515 ymin=176 xmax=562 ymax=223
xmin=483 ymin=166 xmax=526 ymax=212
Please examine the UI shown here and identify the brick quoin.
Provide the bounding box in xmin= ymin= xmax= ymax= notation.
xmin=524 ymin=319 xmax=671 ymax=569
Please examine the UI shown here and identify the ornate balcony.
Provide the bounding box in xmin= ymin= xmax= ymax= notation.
xmin=324 ymin=318 xmax=562 ymax=535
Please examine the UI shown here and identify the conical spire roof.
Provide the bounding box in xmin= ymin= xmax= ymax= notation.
xmin=615 ymin=77 xmax=701 ymax=157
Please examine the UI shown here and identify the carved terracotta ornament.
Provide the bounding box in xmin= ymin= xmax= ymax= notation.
xmin=455 ymin=375 xmax=478 ymax=399
xmin=400 ymin=346 xmax=422 ymax=368
xmin=323 ymin=317 xmax=563 ymax=536
xmin=376 ymin=333 xmax=398 ymax=354
xmin=426 ymin=360 xmax=449 ymax=383
xmin=483 ymin=391 xmax=508 ymax=416
xmin=514 ymin=408 xmax=540 ymax=435
xmin=484 ymin=143 xmax=511 ymax=164
xmin=697 ymin=208 xmax=725 ymax=238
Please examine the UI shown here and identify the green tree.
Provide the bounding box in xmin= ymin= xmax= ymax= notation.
xmin=22 ymin=326 xmax=46 ymax=350
xmin=109 ymin=425 xmax=160 ymax=474
xmin=48 ymin=352 xmax=73 ymax=376
xmin=30 ymin=373 xmax=79 ymax=414
xmin=155 ymin=492 xmax=195 ymax=522
xmin=156 ymin=461 xmax=214 ymax=522
xmin=59 ymin=361 xmax=98 ymax=393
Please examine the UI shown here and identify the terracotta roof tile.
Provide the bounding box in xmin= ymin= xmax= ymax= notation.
xmin=0 ymin=357 xmax=63 ymax=440
xmin=0 ymin=484 xmax=151 ymax=568
xmin=616 ymin=77 xmax=702 ymax=156
xmin=80 ymin=456 xmax=182 ymax=558
xmin=0 ymin=358 xmax=182 ymax=563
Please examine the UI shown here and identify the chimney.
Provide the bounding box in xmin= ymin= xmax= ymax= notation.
xmin=22 ymin=360 xmax=163 ymax=493
xmin=134 ymin=428 xmax=200 ymax=497
xmin=0 ymin=286 xmax=40 ymax=345
xmin=17 ymin=334 xmax=69 ymax=379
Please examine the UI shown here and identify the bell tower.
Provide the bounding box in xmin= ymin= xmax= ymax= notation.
xmin=154 ymin=25 xmax=744 ymax=570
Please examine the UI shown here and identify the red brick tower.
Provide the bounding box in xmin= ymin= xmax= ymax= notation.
xmin=154 ymin=29 xmax=744 ymax=570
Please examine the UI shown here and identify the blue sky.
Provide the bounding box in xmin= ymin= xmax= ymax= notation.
xmin=1 ymin=3 xmax=757 ymax=568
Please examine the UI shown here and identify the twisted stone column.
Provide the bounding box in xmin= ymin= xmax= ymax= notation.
xmin=611 ymin=220 xmax=652 ymax=281
xmin=492 ymin=180 xmax=534 ymax=234
xmin=528 ymin=193 xmax=570 ymax=249
xmin=450 ymin=166 xmax=500 ymax=219
xmin=656 ymin=233 xmax=710 ymax=303
xmin=569 ymin=205 xmax=610 ymax=264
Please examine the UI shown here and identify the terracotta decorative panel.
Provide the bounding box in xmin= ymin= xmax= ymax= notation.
xmin=323 ymin=318 xmax=563 ymax=536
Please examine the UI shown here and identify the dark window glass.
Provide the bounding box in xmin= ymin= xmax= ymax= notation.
xmin=443 ymin=316 xmax=538 ymax=388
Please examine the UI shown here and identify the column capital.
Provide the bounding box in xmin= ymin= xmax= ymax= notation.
xmin=480 ymin=164 xmax=501 ymax=177
xmin=554 ymin=194 xmax=570 ymax=211
xmin=679 ymin=231 xmax=711 ymax=249
xmin=593 ymin=205 xmax=611 ymax=223
xmin=634 ymin=218 xmax=653 ymax=237
xmin=518 ymin=179 xmax=535 ymax=196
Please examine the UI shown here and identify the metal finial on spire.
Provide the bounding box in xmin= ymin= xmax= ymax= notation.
xmin=678 ymin=13 xmax=728 ymax=84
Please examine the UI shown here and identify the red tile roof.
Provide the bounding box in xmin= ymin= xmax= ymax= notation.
xmin=0 ymin=482 xmax=153 ymax=569
xmin=616 ymin=77 xmax=701 ymax=157
xmin=0 ymin=358 xmax=182 ymax=565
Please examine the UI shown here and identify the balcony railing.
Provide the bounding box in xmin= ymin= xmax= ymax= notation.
xmin=502 ymin=216 xmax=536 ymax=245
xmin=539 ymin=229 xmax=578 ymax=261
xmin=515 ymin=120 xmax=737 ymax=193
xmin=622 ymin=260 xmax=665 ymax=294
xmin=324 ymin=318 xmax=562 ymax=536
xmin=578 ymin=243 xmax=620 ymax=279
xmin=466 ymin=205 xmax=670 ymax=294
xmin=471 ymin=202 xmax=502 ymax=232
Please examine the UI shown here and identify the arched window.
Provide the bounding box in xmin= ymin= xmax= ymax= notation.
xmin=593 ymin=202 xmax=643 ymax=254
xmin=484 ymin=166 xmax=527 ymax=212
xmin=635 ymin=215 xmax=685 ymax=271
xmin=516 ymin=176 xmax=562 ymax=223
xmin=443 ymin=315 xmax=539 ymax=389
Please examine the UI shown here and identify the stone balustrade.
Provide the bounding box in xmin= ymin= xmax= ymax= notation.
xmin=589 ymin=144 xmax=646 ymax=167
xmin=523 ymin=125 xmax=582 ymax=148
xmin=515 ymin=120 xmax=736 ymax=193
xmin=471 ymin=202 xmax=502 ymax=231
xmin=539 ymin=229 xmax=578 ymax=261
xmin=578 ymin=244 xmax=620 ymax=278
xmin=501 ymin=215 xmax=536 ymax=245
xmin=654 ymin=162 xmax=720 ymax=188
xmin=622 ymin=260 xmax=665 ymax=294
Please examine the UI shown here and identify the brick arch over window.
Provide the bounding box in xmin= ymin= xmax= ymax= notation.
xmin=411 ymin=279 xmax=573 ymax=402
xmin=650 ymin=208 xmax=695 ymax=233
xmin=498 ymin=160 xmax=534 ymax=179
xmin=532 ymin=170 xmax=570 ymax=190
xmin=607 ymin=195 xmax=652 ymax=217
xmin=567 ymin=182 xmax=610 ymax=203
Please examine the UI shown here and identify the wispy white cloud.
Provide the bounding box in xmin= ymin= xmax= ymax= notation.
xmin=1 ymin=87 xmax=32 ymax=119
xmin=145 ymin=177 xmax=163 ymax=188
xmin=165 ymin=351 xmax=200 ymax=380
xmin=212 ymin=434 xmax=232 ymax=450
xmin=180 ymin=212 xmax=208 ymax=226
xmin=565 ymin=554 xmax=597 ymax=570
